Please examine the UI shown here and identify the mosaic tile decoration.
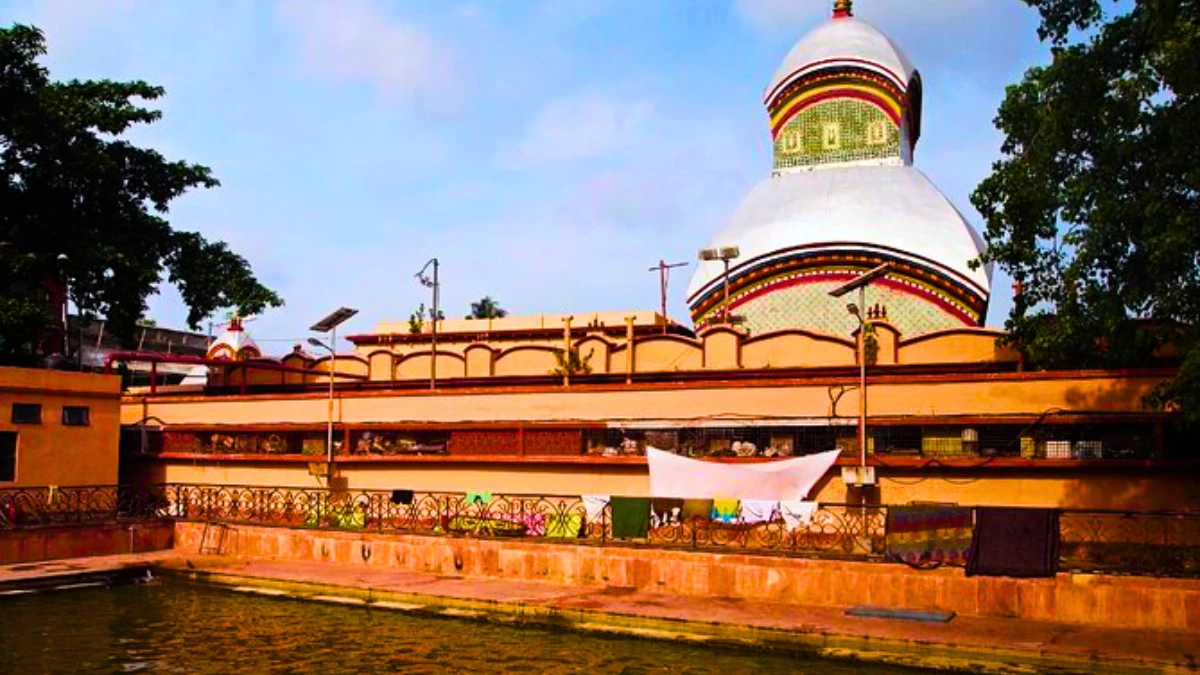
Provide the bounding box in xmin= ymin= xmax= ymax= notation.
xmin=733 ymin=279 xmax=969 ymax=337
xmin=774 ymin=98 xmax=900 ymax=170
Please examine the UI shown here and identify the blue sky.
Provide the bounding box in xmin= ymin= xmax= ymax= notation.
xmin=3 ymin=0 xmax=1051 ymax=348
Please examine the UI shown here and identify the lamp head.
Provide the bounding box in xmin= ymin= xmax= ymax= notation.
xmin=846 ymin=303 xmax=860 ymax=317
xmin=306 ymin=337 xmax=328 ymax=351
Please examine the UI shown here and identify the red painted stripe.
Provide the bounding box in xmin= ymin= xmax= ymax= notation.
xmin=771 ymin=89 xmax=902 ymax=137
xmin=765 ymin=57 xmax=909 ymax=106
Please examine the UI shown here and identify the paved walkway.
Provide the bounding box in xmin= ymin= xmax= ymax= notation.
xmin=3 ymin=552 xmax=1197 ymax=673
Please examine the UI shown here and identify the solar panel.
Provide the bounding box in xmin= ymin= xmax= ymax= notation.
xmin=309 ymin=307 xmax=359 ymax=333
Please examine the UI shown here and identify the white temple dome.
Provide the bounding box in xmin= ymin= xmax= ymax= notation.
xmin=765 ymin=16 xmax=916 ymax=104
xmin=686 ymin=4 xmax=990 ymax=337
xmin=687 ymin=166 xmax=992 ymax=300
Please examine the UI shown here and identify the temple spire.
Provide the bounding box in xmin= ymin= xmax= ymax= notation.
xmin=833 ymin=0 xmax=852 ymax=18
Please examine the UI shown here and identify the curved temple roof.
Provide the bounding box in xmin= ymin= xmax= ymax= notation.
xmin=687 ymin=166 xmax=991 ymax=303
xmin=764 ymin=16 xmax=917 ymax=106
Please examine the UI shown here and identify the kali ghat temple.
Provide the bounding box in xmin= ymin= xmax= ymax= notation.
xmin=115 ymin=4 xmax=1194 ymax=512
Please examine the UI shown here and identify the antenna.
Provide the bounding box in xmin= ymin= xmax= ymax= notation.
xmin=647 ymin=259 xmax=689 ymax=333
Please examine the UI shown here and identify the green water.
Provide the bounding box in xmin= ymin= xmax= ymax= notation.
xmin=0 ymin=584 xmax=933 ymax=674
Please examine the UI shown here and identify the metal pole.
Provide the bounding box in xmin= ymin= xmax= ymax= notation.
xmin=722 ymin=259 xmax=731 ymax=324
xmin=327 ymin=325 xmax=336 ymax=485
xmin=430 ymin=259 xmax=439 ymax=391
xmin=858 ymin=284 xmax=867 ymax=471
xmin=61 ymin=271 xmax=70 ymax=357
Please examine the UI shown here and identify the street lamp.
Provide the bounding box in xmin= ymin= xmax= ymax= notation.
xmin=829 ymin=263 xmax=892 ymax=486
xmin=415 ymin=259 xmax=440 ymax=390
xmin=308 ymin=306 xmax=359 ymax=486
xmin=57 ymin=253 xmax=69 ymax=358
xmin=698 ymin=246 xmax=741 ymax=324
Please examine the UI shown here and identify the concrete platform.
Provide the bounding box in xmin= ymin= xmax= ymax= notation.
xmin=0 ymin=551 xmax=171 ymax=593
xmin=149 ymin=555 xmax=1200 ymax=674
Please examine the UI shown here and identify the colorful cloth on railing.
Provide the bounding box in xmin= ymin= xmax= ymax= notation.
xmin=546 ymin=513 xmax=583 ymax=539
xmin=611 ymin=497 xmax=650 ymax=539
xmin=582 ymin=495 xmax=609 ymax=523
xmin=780 ymin=501 xmax=819 ymax=531
xmin=711 ymin=499 xmax=740 ymax=524
xmin=967 ymin=508 xmax=1060 ymax=578
xmin=465 ymin=492 xmax=492 ymax=506
xmin=650 ymin=498 xmax=684 ymax=528
xmin=447 ymin=515 xmax=526 ymax=537
xmin=740 ymin=500 xmax=778 ymax=524
xmin=495 ymin=512 xmax=547 ymax=537
xmin=885 ymin=505 xmax=974 ymax=569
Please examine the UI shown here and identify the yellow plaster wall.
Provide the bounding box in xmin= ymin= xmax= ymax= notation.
xmin=633 ymin=337 xmax=702 ymax=372
xmin=900 ymin=330 xmax=1015 ymax=364
xmin=741 ymin=333 xmax=854 ymax=369
xmin=122 ymin=373 xmax=1169 ymax=428
xmin=493 ymin=347 xmax=558 ymax=377
xmin=575 ymin=338 xmax=611 ymax=375
xmin=464 ymin=346 xmax=494 ymax=378
xmin=702 ymin=330 xmax=741 ymax=370
xmin=0 ymin=367 xmax=121 ymax=487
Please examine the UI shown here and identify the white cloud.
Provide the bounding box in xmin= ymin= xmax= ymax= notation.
xmin=502 ymin=89 xmax=654 ymax=167
xmin=276 ymin=0 xmax=450 ymax=99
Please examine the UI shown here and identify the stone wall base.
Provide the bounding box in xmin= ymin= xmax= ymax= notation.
xmin=1 ymin=520 xmax=174 ymax=565
xmin=173 ymin=521 xmax=1200 ymax=633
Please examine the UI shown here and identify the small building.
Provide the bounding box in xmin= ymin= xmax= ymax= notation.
xmin=0 ymin=366 xmax=121 ymax=487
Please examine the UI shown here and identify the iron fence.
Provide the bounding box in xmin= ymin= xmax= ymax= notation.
xmin=3 ymin=484 xmax=1199 ymax=576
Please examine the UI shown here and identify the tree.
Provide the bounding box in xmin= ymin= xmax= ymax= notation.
xmin=0 ymin=24 xmax=281 ymax=363
xmin=467 ymin=296 xmax=508 ymax=320
xmin=971 ymin=0 xmax=1200 ymax=426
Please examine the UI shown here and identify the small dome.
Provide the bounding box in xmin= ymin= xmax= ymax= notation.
xmin=764 ymin=16 xmax=916 ymax=107
xmin=206 ymin=317 xmax=260 ymax=360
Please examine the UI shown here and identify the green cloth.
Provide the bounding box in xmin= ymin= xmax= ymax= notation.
xmin=465 ymin=491 xmax=492 ymax=506
xmin=681 ymin=499 xmax=714 ymax=521
xmin=610 ymin=497 xmax=650 ymax=539
xmin=546 ymin=513 xmax=583 ymax=539
xmin=337 ymin=507 xmax=365 ymax=530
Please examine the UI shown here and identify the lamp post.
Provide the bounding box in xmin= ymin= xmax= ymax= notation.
xmin=57 ymin=253 xmax=69 ymax=358
xmin=308 ymin=307 xmax=359 ymax=487
xmin=828 ymin=263 xmax=892 ymax=486
xmin=698 ymin=246 xmax=741 ymax=324
xmin=416 ymin=259 xmax=440 ymax=391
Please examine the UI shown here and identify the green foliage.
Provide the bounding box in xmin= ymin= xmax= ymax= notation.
xmin=971 ymin=0 xmax=1200 ymax=426
xmin=467 ymin=296 xmax=508 ymax=320
xmin=0 ymin=24 xmax=281 ymax=361
xmin=862 ymin=323 xmax=879 ymax=367
xmin=551 ymin=347 xmax=594 ymax=377
xmin=407 ymin=303 xmax=444 ymax=333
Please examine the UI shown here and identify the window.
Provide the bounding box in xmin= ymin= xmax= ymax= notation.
xmin=0 ymin=432 xmax=15 ymax=482
xmin=11 ymin=403 xmax=41 ymax=425
xmin=866 ymin=120 xmax=888 ymax=145
xmin=62 ymin=406 xmax=90 ymax=426
xmin=822 ymin=122 xmax=841 ymax=150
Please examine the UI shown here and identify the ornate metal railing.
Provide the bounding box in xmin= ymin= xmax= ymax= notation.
xmin=0 ymin=485 xmax=169 ymax=528
xmin=4 ymin=484 xmax=1199 ymax=575
xmin=1059 ymin=509 xmax=1200 ymax=576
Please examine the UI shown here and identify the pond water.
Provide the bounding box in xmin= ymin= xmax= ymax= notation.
xmin=0 ymin=584 xmax=936 ymax=674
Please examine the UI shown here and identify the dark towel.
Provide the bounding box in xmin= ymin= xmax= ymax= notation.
xmin=610 ymin=496 xmax=651 ymax=539
xmin=967 ymin=508 xmax=1060 ymax=578
xmin=650 ymin=498 xmax=684 ymax=526
xmin=885 ymin=505 xmax=974 ymax=569
xmin=390 ymin=490 xmax=414 ymax=505
xmin=681 ymin=499 xmax=714 ymax=521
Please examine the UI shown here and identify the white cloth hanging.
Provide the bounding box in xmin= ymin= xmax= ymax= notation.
xmin=582 ymin=495 xmax=610 ymax=522
xmin=740 ymin=500 xmax=779 ymax=524
xmin=780 ymin=501 xmax=821 ymax=531
xmin=647 ymin=448 xmax=841 ymax=501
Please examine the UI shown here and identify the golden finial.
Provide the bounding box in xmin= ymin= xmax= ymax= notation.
xmin=833 ymin=0 xmax=853 ymax=18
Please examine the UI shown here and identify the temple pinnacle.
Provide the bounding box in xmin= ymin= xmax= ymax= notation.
xmin=833 ymin=0 xmax=853 ymax=18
